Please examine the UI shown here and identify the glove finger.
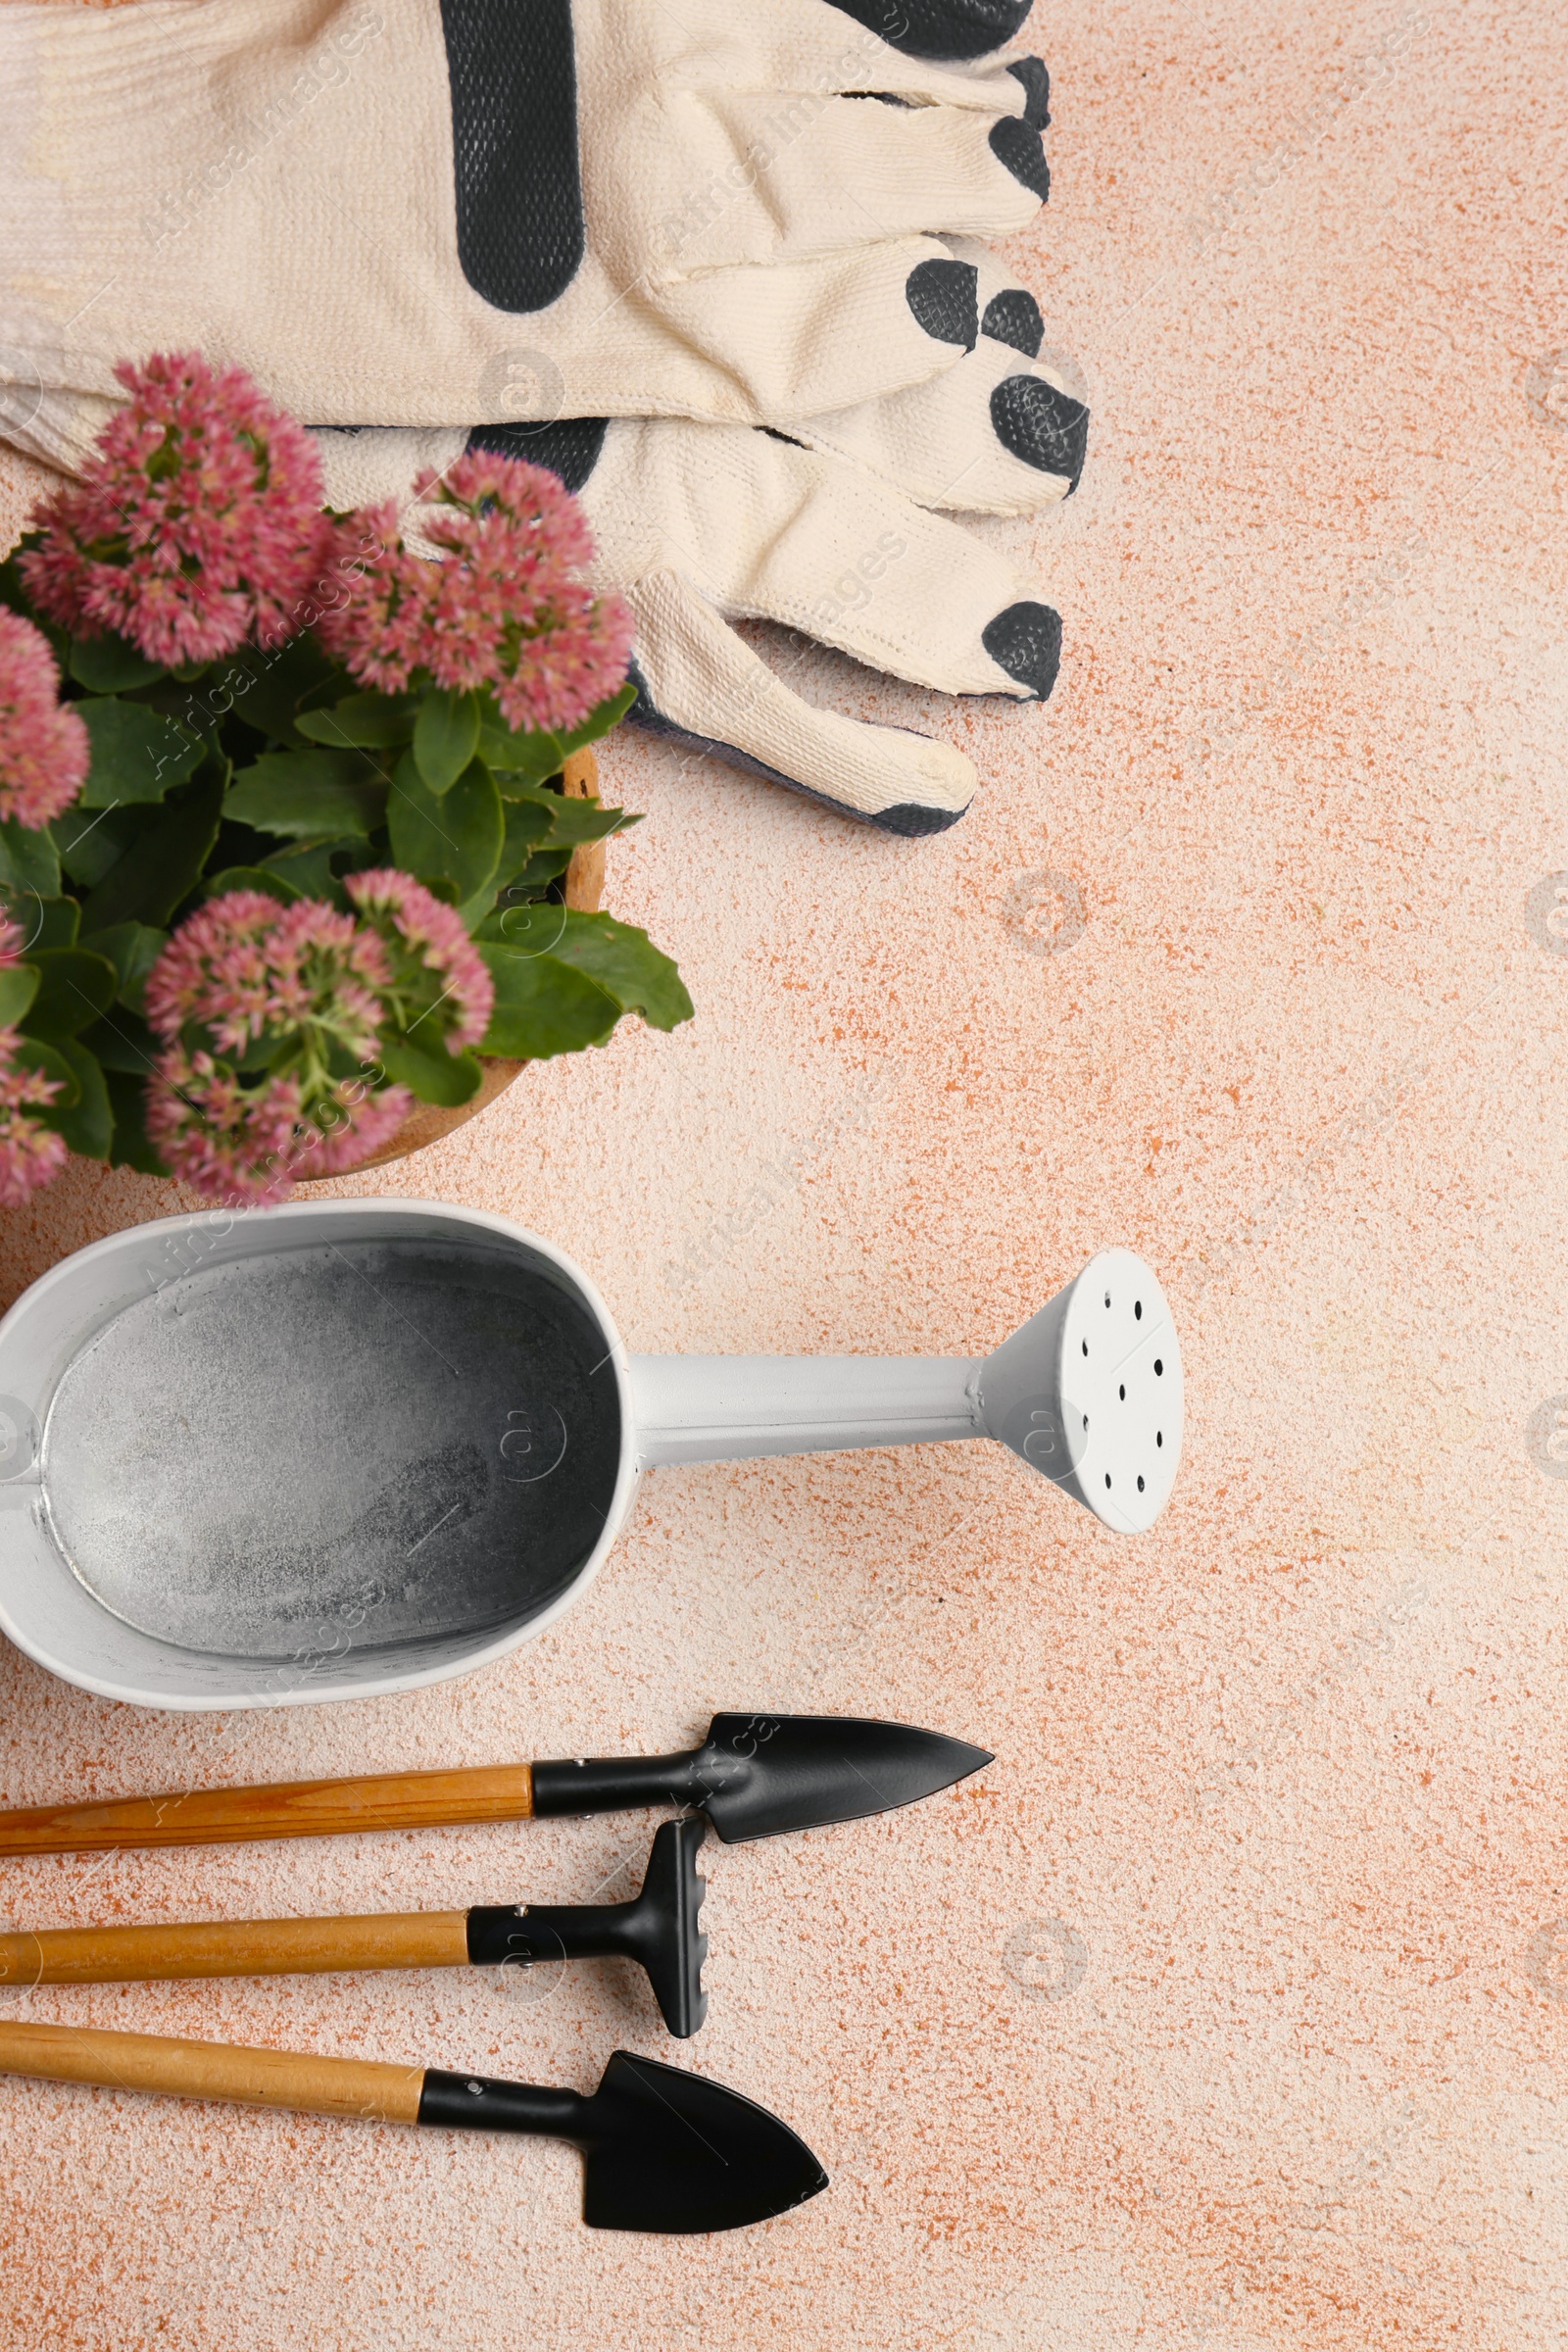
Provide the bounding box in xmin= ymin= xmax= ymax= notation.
xmin=653 ymin=91 xmax=1045 ymax=275
xmin=783 ymin=240 xmax=1085 ymax=514
xmin=800 ymin=330 xmax=1087 ymax=516
xmin=622 ymin=567 xmax=975 ymax=835
xmin=587 ymin=420 xmax=1062 ymax=703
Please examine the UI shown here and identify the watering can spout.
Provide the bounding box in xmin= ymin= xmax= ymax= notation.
xmin=625 ymin=1352 xmax=985 ymax=1470
xmin=629 ymin=1248 xmax=1182 ymax=1535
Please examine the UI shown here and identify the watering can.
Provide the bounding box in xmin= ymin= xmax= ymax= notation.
xmin=0 ymin=1200 xmax=1183 ymax=1710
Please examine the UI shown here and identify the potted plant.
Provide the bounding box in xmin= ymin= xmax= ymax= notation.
xmin=0 ymin=352 xmax=690 ymax=1210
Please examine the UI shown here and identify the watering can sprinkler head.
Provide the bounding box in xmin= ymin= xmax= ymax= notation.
xmin=976 ymin=1247 xmax=1183 ymax=1537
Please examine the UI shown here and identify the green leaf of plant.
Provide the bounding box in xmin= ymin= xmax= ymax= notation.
xmin=18 ymin=947 xmax=119 ymax=1040
xmin=197 ymin=635 xmax=341 ymax=749
xmin=225 ymin=748 xmax=387 ymax=840
xmin=259 ymin=836 xmax=370 ymax=902
xmin=387 ymin=751 xmax=503 ymax=905
xmin=11 ymin=1035 xmax=81 ymax=1110
xmin=491 ymin=796 xmax=557 ymax=879
xmin=52 ymin=803 xmax=145 ymax=889
xmin=200 ymin=866 xmax=303 ymax=906
xmin=104 ymin=1068 xmax=168 ymax=1174
xmin=376 ymin=1034 xmax=484 ymax=1107
xmin=84 ymin=920 xmax=169 ymax=1017
xmin=80 ymin=764 xmax=226 ymax=932
xmin=68 ymin=634 xmax=165 ymax=694
xmin=478 ymin=681 xmax=636 ymax=779
xmin=77 ymin=1007 xmax=161 ymax=1077
xmin=501 ymin=847 xmax=573 ymax=895
xmin=0 ymin=964 xmax=39 ymax=1027
xmin=0 ymin=815 xmax=62 ymax=897
xmin=77 ymin=698 xmax=204 ymax=807
xmin=414 ymin=688 xmax=481 ymax=797
xmin=295 ymin=691 xmax=418 ymax=749
xmin=496 ymin=784 xmax=637 ymax=847
xmin=541 ymin=910 xmax=694 ymax=1032
xmin=0 ymin=536 xmax=45 ymax=623
xmin=476 ymin=896 xmax=566 ymax=952
xmin=44 ymin=1037 xmax=114 ymax=1160
xmin=478 ymin=944 xmax=621 ymax=1060
xmin=0 ymin=892 xmax=80 ymax=952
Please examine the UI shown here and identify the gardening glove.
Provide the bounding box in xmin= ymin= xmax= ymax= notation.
xmin=0 ymin=0 xmax=1054 ymax=465
xmin=307 ymin=268 xmax=1081 ymax=834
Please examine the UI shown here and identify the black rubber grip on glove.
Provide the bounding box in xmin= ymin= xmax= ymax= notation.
xmin=906 ymin=259 xmax=980 ymax=349
xmin=989 ymin=116 xmax=1051 ymax=200
xmin=982 ymin=602 xmax=1061 ymax=700
xmin=981 ymin=288 xmax=1044 ymax=357
xmin=466 ymin=417 xmax=608 ymax=491
xmin=990 ymin=378 xmax=1088 ymax=489
xmin=441 ymin=0 xmax=585 ymax=312
xmin=1007 ymin=57 xmax=1052 ymax=128
xmin=825 ymin=0 xmax=1034 ymax=61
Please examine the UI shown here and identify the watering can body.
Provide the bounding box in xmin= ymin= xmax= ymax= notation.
xmin=0 ymin=1200 xmax=1182 ymax=1710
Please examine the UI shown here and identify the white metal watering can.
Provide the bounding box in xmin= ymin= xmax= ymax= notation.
xmin=0 ymin=1200 xmax=1184 ymax=1711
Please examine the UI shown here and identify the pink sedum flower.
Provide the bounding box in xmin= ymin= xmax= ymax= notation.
xmin=346 ymin=867 xmax=493 ymax=1052
xmin=146 ymin=1049 xmax=412 ymax=1206
xmin=142 ymin=870 xmax=489 ymax=1204
xmin=21 ymin=352 xmax=329 ymax=666
xmin=145 ymin=889 xmax=391 ymax=1060
xmin=316 ymin=452 xmax=633 ymax=735
xmin=0 ymin=918 xmax=68 ymax=1206
xmin=0 ymin=611 xmax=90 ymax=829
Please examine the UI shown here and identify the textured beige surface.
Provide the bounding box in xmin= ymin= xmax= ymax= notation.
xmin=3 ymin=0 xmax=1568 ymax=2343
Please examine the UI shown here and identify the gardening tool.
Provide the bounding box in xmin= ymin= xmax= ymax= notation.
xmin=0 ymin=1818 xmax=710 ymax=2035
xmin=0 ymin=1198 xmax=1183 ymax=1708
xmin=0 ymin=1711 xmax=991 ymax=1862
xmin=0 ymin=2022 xmax=827 ymax=2233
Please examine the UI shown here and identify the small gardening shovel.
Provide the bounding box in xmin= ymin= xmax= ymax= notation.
xmin=0 ymin=1712 xmax=991 ymax=1861
xmin=0 ymin=1819 xmax=710 ymax=2035
xmin=0 ymin=2021 xmax=827 ymax=2233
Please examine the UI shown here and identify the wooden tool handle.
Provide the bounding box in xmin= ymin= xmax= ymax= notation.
xmin=0 ymin=1764 xmax=534 ymax=1857
xmin=0 ymin=2020 xmax=424 ymax=2123
xmin=0 ymin=1910 xmax=470 ymax=1986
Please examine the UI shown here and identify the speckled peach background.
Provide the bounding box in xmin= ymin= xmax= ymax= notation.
xmin=3 ymin=1 xmax=1568 ymax=2344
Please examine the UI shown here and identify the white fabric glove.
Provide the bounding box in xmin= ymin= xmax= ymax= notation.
xmin=0 ymin=0 xmax=1054 ymax=461
xmin=308 ymin=273 xmax=1082 ymax=834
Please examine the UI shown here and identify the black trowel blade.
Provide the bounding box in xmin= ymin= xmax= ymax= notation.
xmin=697 ymin=1714 xmax=993 ymax=1842
xmin=581 ymin=2051 xmax=828 ymax=2233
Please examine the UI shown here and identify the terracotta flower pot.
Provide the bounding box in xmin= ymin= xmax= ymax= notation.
xmin=302 ymin=745 xmax=606 ymax=1178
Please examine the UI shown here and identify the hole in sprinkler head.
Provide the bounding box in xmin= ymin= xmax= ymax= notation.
xmin=1137 ymin=1475 xmax=1145 ymax=1492
xmin=1156 ymin=1431 xmax=1163 ymax=1446
xmin=1154 ymin=1358 xmax=1163 ymax=1376
xmin=1082 ymin=1413 xmax=1089 ymax=1430
xmin=1104 ymin=1473 xmax=1111 ymax=1490
xmin=1118 ymin=1384 xmax=1125 ymax=1400
xmin=1103 ymin=1292 xmax=1110 ymax=1308
xmin=1135 ymin=1300 xmax=1142 ymax=1319
xmin=1082 ymin=1339 xmax=1088 ymax=1356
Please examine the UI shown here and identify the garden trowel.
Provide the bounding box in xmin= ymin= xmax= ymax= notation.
xmin=0 ymin=1713 xmax=992 ymax=1862
xmin=0 ymin=2021 xmax=827 ymax=2233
